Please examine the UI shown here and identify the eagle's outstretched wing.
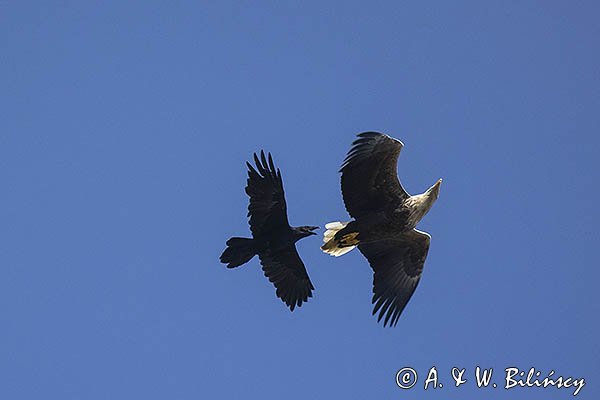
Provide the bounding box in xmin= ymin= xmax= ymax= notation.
xmin=340 ymin=132 xmax=410 ymax=218
xmin=259 ymin=245 xmax=315 ymax=311
xmin=245 ymin=151 xmax=290 ymax=237
xmin=357 ymin=229 xmax=430 ymax=327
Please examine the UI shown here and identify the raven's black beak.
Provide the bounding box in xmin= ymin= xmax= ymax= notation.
xmin=308 ymin=226 xmax=319 ymax=235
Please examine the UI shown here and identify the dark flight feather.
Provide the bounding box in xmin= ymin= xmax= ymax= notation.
xmin=358 ymin=230 xmax=430 ymax=327
xmin=259 ymin=246 xmax=314 ymax=311
xmin=340 ymin=132 xmax=410 ymax=218
xmin=245 ymin=151 xmax=289 ymax=237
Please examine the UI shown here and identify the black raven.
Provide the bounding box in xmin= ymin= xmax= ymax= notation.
xmin=220 ymin=151 xmax=318 ymax=311
xmin=321 ymin=132 xmax=442 ymax=327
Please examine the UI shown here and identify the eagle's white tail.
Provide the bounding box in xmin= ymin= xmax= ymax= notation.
xmin=321 ymin=221 xmax=357 ymax=257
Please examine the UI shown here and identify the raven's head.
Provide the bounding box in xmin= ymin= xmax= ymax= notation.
xmin=295 ymin=225 xmax=319 ymax=239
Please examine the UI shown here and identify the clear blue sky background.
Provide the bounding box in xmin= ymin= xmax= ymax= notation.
xmin=2 ymin=2 xmax=599 ymax=399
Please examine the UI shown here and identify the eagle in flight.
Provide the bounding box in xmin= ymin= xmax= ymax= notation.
xmin=220 ymin=151 xmax=318 ymax=311
xmin=321 ymin=132 xmax=442 ymax=327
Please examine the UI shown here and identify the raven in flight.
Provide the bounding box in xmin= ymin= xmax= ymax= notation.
xmin=220 ymin=151 xmax=318 ymax=311
xmin=321 ymin=132 xmax=442 ymax=327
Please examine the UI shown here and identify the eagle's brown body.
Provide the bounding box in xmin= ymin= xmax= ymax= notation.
xmin=321 ymin=132 xmax=442 ymax=327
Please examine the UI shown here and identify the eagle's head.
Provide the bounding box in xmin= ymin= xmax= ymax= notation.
xmin=426 ymin=178 xmax=442 ymax=201
xmin=406 ymin=179 xmax=442 ymax=226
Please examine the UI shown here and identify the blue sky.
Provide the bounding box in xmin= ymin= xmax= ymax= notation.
xmin=2 ymin=1 xmax=599 ymax=398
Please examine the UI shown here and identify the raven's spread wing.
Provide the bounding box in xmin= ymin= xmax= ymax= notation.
xmin=259 ymin=246 xmax=315 ymax=311
xmin=245 ymin=151 xmax=289 ymax=237
xmin=340 ymin=132 xmax=410 ymax=218
xmin=358 ymin=229 xmax=430 ymax=327
xmin=245 ymin=151 xmax=314 ymax=310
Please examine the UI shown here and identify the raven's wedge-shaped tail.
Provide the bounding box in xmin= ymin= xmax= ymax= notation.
xmin=220 ymin=237 xmax=257 ymax=268
xmin=321 ymin=221 xmax=358 ymax=257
